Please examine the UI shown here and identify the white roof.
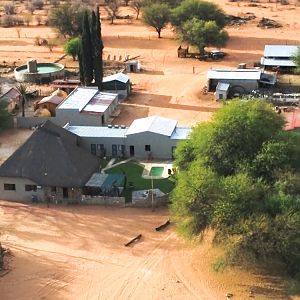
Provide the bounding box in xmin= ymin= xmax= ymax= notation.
xmin=216 ymin=82 xmax=230 ymax=91
xmin=67 ymin=125 xmax=127 ymax=138
xmin=260 ymin=57 xmax=296 ymax=67
xmin=207 ymin=69 xmax=261 ymax=80
xmin=103 ymin=73 xmax=129 ymax=84
xmin=58 ymin=87 xmax=117 ymax=114
xmin=264 ymin=45 xmax=298 ymax=58
xmin=126 ymin=116 xmax=177 ymax=136
xmin=170 ymin=127 xmax=191 ymax=140
xmin=58 ymin=87 xmax=98 ymax=111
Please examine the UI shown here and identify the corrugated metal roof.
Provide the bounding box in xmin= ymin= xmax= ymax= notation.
xmin=264 ymin=45 xmax=298 ymax=57
xmin=58 ymin=87 xmax=118 ymax=113
xmin=284 ymin=110 xmax=300 ymax=131
xmin=126 ymin=116 xmax=177 ymax=136
xmin=216 ymin=82 xmax=230 ymax=91
xmin=58 ymin=87 xmax=98 ymax=111
xmin=38 ymin=95 xmax=63 ymax=105
xmin=103 ymin=73 xmax=129 ymax=83
xmin=207 ymin=69 xmax=261 ymax=80
xmin=170 ymin=127 xmax=191 ymax=140
xmin=67 ymin=126 xmax=127 ymax=138
xmin=260 ymin=57 xmax=296 ymax=67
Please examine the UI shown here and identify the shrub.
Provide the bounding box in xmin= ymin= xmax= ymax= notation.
xmin=4 ymin=3 xmax=16 ymax=15
xmin=2 ymin=15 xmax=15 ymax=27
xmin=32 ymin=0 xmax=44 ymax=10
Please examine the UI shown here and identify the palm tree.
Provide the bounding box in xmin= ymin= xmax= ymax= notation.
xmin=15 ymin=83 xmax=29 ymax=117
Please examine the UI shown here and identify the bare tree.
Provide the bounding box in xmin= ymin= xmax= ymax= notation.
xmin=106 ymin=0 xmax=121 ymax=24
xmin=131 ymin=0 xmax=142 ymax=19
xmin=35 ymin=15 xmax=42 ymax=25
xmin=23 ymin=13 xmax=33 ymax=26
xmin=15 ymin=28 xmax=21 ymax=38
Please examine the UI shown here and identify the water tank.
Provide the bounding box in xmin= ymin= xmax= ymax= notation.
xmin=114 ymin=125 xmax=119 ymax=128
xmin=121 ymin=125 xmax=126 ymax=129
xmin=107 ymin=124 xmax=113 ymax=128
xmin=27 ymin=59 xmax=38 ymax=73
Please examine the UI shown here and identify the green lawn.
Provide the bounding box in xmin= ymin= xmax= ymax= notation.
xmin=105 ymin=161 xmax=175 ymax=202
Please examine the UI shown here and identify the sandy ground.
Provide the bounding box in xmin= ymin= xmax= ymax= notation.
xmin=0 ymin=201 xmax=298 ymax=300
xmin=1 ymin=1 xmax=300 ymax=299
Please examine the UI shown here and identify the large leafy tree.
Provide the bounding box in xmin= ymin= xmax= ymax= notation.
xmin=49 ymin=4 xmax=86 ymax=38
xmin=142 ymin=3 xmax=170 ymax=38
xmin=180 ymin=19 xmax=228 ymax=55
xmin=171 ymin=100 xmax=300 ymax=277
xmin=171 ymin=0 xmax=227 ymax=29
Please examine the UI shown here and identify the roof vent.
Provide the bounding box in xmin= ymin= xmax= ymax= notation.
xmin=107 ymin=124 xmax=113 ymax=128
xmin=114 ymin=124 xmax=119 ymax=128
xmin=121 ymin=125 xmax=126 ymax=129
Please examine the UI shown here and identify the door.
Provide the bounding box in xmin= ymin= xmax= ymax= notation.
xmin=91 ymin=144 xmax=96 ymax=155
xmin=97 ymin=144 xmax=105 ymax=157
xmin=129 ymin=145 xmax=135 ymax=157
xmin=112 ymin=144 xmax=118 ymax=157
xmin=172 ymin=146 xmax=176 ymax=160
xmin=63 ymin=187 xmax=68 ymax=199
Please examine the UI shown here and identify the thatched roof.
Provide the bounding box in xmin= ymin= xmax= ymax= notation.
xmin=0 ymin=121 xmax=100 ymax=187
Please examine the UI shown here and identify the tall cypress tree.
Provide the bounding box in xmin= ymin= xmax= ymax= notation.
xmin=91 ymin=8 xmax=103 ymax=90
xmin=80 ymin=11 xmax=93 ymax=86
xmin=97 ymin=6 xmax=104 ymax=90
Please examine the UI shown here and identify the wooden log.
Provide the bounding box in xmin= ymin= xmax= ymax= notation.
xmin=124 ymin=234 xmax=142 ymax=247
xmin=155 ymin=220 xmax=170 ymax=231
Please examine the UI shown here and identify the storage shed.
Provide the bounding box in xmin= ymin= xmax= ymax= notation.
xmin=207 ymin=69 xmax=262 ymax=94
xmin=125 ymin=60 xmax=141 ymax=73
xmin=102 ymin=73 xmax=131 ymax=100
xmin=260 ymin=45 xmax=298 ymax=71
xmin=215 ymin=82 xmax=230 ymax=100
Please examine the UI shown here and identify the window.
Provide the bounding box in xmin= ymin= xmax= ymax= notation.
xmin=4 ymin=184 xmax=16 ymax=191
xmin=51 ymin=187 xmax=57 ymax=192
xmin=25 ymin=185 xmax=37 ymax=192
xmin=145 ymin=145 xmax=151 ymax=151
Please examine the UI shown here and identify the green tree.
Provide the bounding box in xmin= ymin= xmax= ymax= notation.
xmin=180 ymin=18 xmax=228 ymax=55
xmin=80 ymin=11 xmax=94 ymax=86
xmin=91 ymin=8 xmax=104 ymax=90
xmin=49 ymin=4 xmax=86 ymax=38
xmin=0 ymin=101 xmax=11 ymax=129
xmin=171 ymin=100 xmax=300 ymax=277
xmin=292 ymin=46 xmax=300 ymax=73
xmin=171 ymin=0 xmax=227 ymax=29
xmin=142 ymin=3 xmax=170 ymax=38
xmin=64 ymin=37 xmax=80 ymax=61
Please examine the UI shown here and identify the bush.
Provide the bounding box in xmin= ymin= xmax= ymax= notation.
xmin=32 ymin=0 xmax=44 ymax=10
xmin=2 ymin=15 xmax=15 ymax=27
xmin=4 ymin=3 xmax=16 ymax=15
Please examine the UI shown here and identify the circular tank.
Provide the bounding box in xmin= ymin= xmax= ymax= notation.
xmin=14 ymin=62 xmax=65 ymax=83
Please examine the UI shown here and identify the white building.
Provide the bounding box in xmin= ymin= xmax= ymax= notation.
xmin=55 ymin=87 xmax=119 ymax=126
xmin=260 ymin=45 xmax=298 ymax=70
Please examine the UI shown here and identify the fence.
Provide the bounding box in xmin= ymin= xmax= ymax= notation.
xmin=81 ymin=195 xmax=126 ymax=207
xmin=15 ymin=116 xmax=52 ymax=128
xmin=131 ymin=194 xmax=169 ymax=208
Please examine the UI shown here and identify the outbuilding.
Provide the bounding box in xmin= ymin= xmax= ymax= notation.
xmin=215 ymin=82 xmax=230 ymax=100
xmin=260 ymin=45 xmax=298 ymax=71
xmin=207 ymin=69 xmax=276 ymax=95
xmin=55 ymin=87 xmax=119 ymax=126
xmin=102 ymin=73 xmax=131 ymax=100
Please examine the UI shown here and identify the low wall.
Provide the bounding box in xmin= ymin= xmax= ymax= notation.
xmin=16 ymin=116 xmax=52 ymax=128
xmin=131 ymin=194 xmax=169 ymax=208
xmin=81 ymin=196 xmax=125 ymax=207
